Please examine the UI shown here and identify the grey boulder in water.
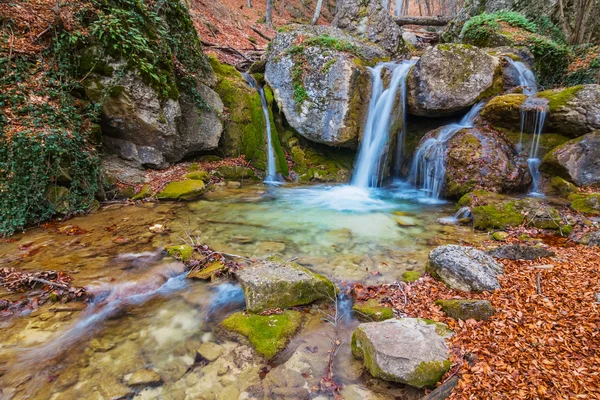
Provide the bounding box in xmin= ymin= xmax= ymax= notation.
xmin=236 ymin=257 xmax=336 ymax=313
xmin=542 ymin=130 xmax=600 ymax=186
xmin=351 ymin=318 xmax=452 ymax=388
xmin=332 ymin=0 xmax=410 ymax=58
xmin=407 ymin=44 xmax=502 ymax=117
xmin=427 ymin=245 xmax=504 ymax=292
xmin=265 ymin=25 xmax=386 ymax=148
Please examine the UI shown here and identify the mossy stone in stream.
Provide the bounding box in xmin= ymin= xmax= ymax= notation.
xmin=472 ymin=201 xmax=524 ymax=230
xmin=352 ymin=300 xmax=394 ymax=322
xmin=131 ymin=184 xmax=152 ymax=200
xmin=220 ymin=311 xmax=303 ymax=359
xmin=185 ymin=170 xmax=210 ymax=182
xmin=435 ymin=299 xmax=495 ymax=321
xmin=569 ymin=193 xmax=600 ymax=215
xmin=215 ymin=166 xmax=257 ymax=180
xmin=401 ymin=271 xmax=422 ymax=283
xmin=166 ymin=244 xmax=194 ymax=262
xmin=480 ymin=93 xmax=527 ymax=130
xmin=157 ymin=180 xmax=206 ymax=201
xmin=492 ymin=231 xmax=509 ymax=241
xmin=187 ymin=260 xmax=226 ymax=280
xmin=537 ymin=86 xmax=584 ymax=113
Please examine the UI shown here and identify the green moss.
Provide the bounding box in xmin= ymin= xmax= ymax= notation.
xmin=420 ymin=319 xmax=453 ymax=336
xmin=537 ymin=86 xmax=584 ymax=111
xmin=185 ymin=170 xmax=210 ymax=182
xmin=401 ymin=271 xmax=422 ymax=283
xmin=131 ymin=184 xmax=152 ymax=200
xmin=166 ymin=244 xmax=194 ymax=262
xmin=435 ymin=299 xmax=495 ymax=321
xmin=216 ymin=166 xmax=257 ymax=180
xmin=406 ymin=360 xmax=452 ymax=389
xmin=457 ymin=190 xmax=504 ymax=208
xmin=157 ymin=180 xmax=206 ymax=200
xmin=221 ymin=311 xmax=303 ymax=359
xmin=472 ymin=201 xmax=525 ymax=230
xmin=492 ymin=231 xmax=509 ymax=241
xmin=549 ymin=176 xmax=577 ymax=197
xmin=352 ymin=300 xmax=394 ymax=322
xmin=569 ymin=193 xmax=600 ymax=215
xmin=480 ymin=94 xmax=527 ymax=129
xmin=187 ymin=260 xmax=226 ymax=280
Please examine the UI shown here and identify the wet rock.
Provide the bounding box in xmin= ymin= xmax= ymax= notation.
xmin=165 ymin=244 xmax=194 ymax=262
xmin=541 ymin=131 xmax=600 ymax=187
xmin=197 ymin=342 xmax=225 ymax=362
xmin=157 ymin=180 xmax=206 ymax=201
xmin=427 ymin=245 xmax=504 ymax=292
xmin=263 ymin=367 xmax=311 ymax=399
xmin=88 ymin=338 xmax=116 ymax=352
xmin=127 ymin=369 xmax=162 ymax=387
xmin=351 ymin=318 xmax=452 ymax=388
xmin=394 ymin=216 xmax=418 ymax=227
xmin=215 ymin=165 xmax=257 ymax=180
xmin=255 ymin=241 xmax=286 ymax=254
xmin=435 ymin=299 xmax=495 ymax=321
xmin=332 ymin=0 xmax=410 ymax=57
xmin=236 ymin=257 xmax=336 ymax=312
xmin=217 ymin=385 xmax=240 ymax=400
xmin=98 ymin=379 xmax=132 ymax=400
xmin=401 ymin=271 xmax=422 ymax=283
xmin=56 ymin=368 xmax=79 ymax=390
xmin=492 ymin=231 xmax=509 ymax=242
xmin=220 ymin=311 xmax=304 ymax=359
xmin=352 ymin=299 xmax=394 ymax=322
xmin=444 ymin=127 xmax=531 ymax=198
xmin=187 ymin=260 xmax=226 ymax=280
xmin=408 ymin=44 xmax=502 ymax=117
xmin=479 ymin=93 xmax=527 ymax=130
xmin=185 ymin=170 xmax=210 ymax=182
xmin=487 ymin=244 xmax=555 ymax=260
xmin=226 ymin=181 xmax=241 ymax=189
xmin=265 ymin=25 xmax=386 ymax=148
xmin=537 ymin=85 xmax=600 ymax=137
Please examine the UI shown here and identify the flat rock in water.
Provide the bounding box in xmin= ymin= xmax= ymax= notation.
xmin=487 ymin=244 xmax=555 ymax=260
xmin=236 ymin=257 xmax=335 ymax=312
xmin=127 ymin=369 xmax=162 ymax=386
xmin=435 ymin=299 xmax=495 ymax=321
xmin=197 ymin=342 xmax=224 ymax=362
xmin=352 ymin=318 xmax=452 ymax=389
xmin=427 ymin=245 xmax=504 ymax=292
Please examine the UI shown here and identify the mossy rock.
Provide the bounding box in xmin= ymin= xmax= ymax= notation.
xmin=215 ymin=166 xmax=257 ymax=181
xmin=435 ymin=299 xmax=495 ymax=321
xmin=457 ymin=189 xmax=505 ymax=208
xmin=401 ymin=271 xmax=422 ymax=283
xmin=157 ymin=180 xmax=206 ymax=201
xmin=185 ymin=170 xmax=210 ymax=182
xmin=131 ymin=184 xmax=152 ymax=200
xmin=352 ymin=300 xmax=394 ymax=322
xmin=472 ymin=201 xmax=524 ymax=230
xmin=187 ymin=260 xmax=226 ymax=280
xmin=492 ymin=231 xmax=509 ymax=241
xmin=569 ymin=193 xmax=600 ymax=215
xmin=480 ymin=94 xmax=527 ymax=130
xmin=166 ymin=244 xmax=194 ymax=262
xmin=537 ymin=86 xmax=584 ymax=113
xmin=220 ymin=311 xmax=304 ymax=359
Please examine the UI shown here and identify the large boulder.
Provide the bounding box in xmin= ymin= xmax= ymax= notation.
xmin=88 ymin=66 xmax=223 ymax=169
xmin=236 ymin=257 xmax=336 ymax=313
xmin=265 ymin=25 xmax=387 ymax=148
xmin=351 ymin=318 xmax=452 ymax=388
xmin=332 ymin=0 xmax=409 ymax=58
xmin=426 ymin=245 xmax=504 ymax=292
xmin=537 ymin=85 xmax=600 ymax=137
xmin=407 ymin=44 xmax=502 ymax=117
xmin=444 ymin=127 xmax=531 ymax=198
xmin=541 ymin=131 xmax=600 ymax=186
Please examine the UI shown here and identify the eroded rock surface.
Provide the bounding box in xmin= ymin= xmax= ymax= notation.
xmin=542 ymin=130 xmax=600 ymax=186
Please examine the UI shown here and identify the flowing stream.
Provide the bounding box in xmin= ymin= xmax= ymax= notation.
xmin=408 ymin=102 xmax=485 ymax=202
xmin=506 ymin=58 xmax=538 ymax=96
xmin=351 ymin=60 xmax=416 ymax=188
xmin=243 ymin=74 xmax=281 ymax=185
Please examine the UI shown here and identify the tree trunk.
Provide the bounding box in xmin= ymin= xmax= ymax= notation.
xmin=395 ymin=0 xmax=403 ymax=16
xmin=248 ymin=0 xmax=252 ymax=8
xmin=266 ymin=0 xmax=274 ymax=27
xmin=312 ymin=0 xmax=324 ymax=25
xmin=394 ymin=15 xmax=452 ymax=26
xmin=280 ymin=0 xmax=285 ymax=15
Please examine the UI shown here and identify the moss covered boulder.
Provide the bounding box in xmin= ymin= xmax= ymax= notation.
xmin=568 ymin=193 xmax=600 ymax=215
xmin=165 ymin=244 xmax=194 ymax=262
xmin=401 ymin=271 xmax=423 ymax=283
xmin=435 ymin=299 xmax=495 ymax=321
xmin=185 ymin=170 xmax=210 ymax=182
xmin=352 ymin=300 xmax=394 ymax=322
xmin=472 ymin=200 xmax=525 ymax=230
xmin=541 ymin=131 xmax=600 ymax=187
xmin=265 ymin=25 xmax=387 ymax=148
xmin=407 ymin=44 xmax=502 ymax=117
xmin=537 ymin=85 xmax=600 ymax=136
xmin=215 ymin=165 xmax=257 ymax=181
xmin=209 ymin=57 xmax=287 ymax=174
xmin=444 ymin=127 xmax=531 ymax=198
xmin=351 ymin=318 xmax=452 ymax=388
xmin=236 ymin=257 xmax=336 ymax=313
xmin=221 ymin=311 xmax=303 ymax=359
xmin=480 ymin=93 xmax=527 ymax=130
xmin=546 ymin=177 xmax=577 ymax=197
xmin=157 ymin=180 xmax=206 ymax=201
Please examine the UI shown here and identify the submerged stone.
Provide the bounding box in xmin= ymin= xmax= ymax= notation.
xmin=127 ymin=369 xmax=162 ymax=387
xmin=351 ymin=318 xmax=452 ymax=388
xmin=157 ymin=180 xmax=206 ymax=201
xmin=220 ymin=311 xmax=303 ymax=359
xmin=427 ymin=245 xmax=504 ymax=292
xmin=166 ymin=244 xmax=194 ymax=262
xmin=197 ymin=342 xmax=224 ymax=362
xmin=187 ymin=260 xmax=226 ymax=280
xmin=236 ymin=257 xmax=336 ymax=313
xmin=352 ymin=299 xmax=394 ymax=322
xmin=435 ymin=299 xmax=495 ymax=321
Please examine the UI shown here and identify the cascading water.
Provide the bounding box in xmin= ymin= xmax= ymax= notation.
xmin=243 ymin=74 xmax=281 ymax=185
xmin=506 ymin=58 xmax=538 ymax=96
xmin=438 ymin=206 xmax=473 ymax=225
xmin=520 ymin=98 xmax=549 ymax=196
xmin=351 ymin=60 xmax=416 ymax=188
xmin=409 ymin=102 xmax=485 ymax=201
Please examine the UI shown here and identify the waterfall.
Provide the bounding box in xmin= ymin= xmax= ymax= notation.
xmin=243 ymin=74 xmax=281 ymax=185
xmin=520 ymin=98 xmax=549 ymax=196
xmin=438 ymin=206 xmax=472 ymax=225
xmin=351 ymin=60 xmax=416 ymax=188
xmin=506 ymin=58 xmax=538 ymax=96
xmin=409 ymin=102 xmax=484 ymax=201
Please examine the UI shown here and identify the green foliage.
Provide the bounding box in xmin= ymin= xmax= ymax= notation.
xmin=462 ymin=11 xmax=537 ymax=45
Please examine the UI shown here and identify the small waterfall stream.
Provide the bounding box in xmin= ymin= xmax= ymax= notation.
xmin=243 ymin=74 xmax=281 ymax=185
xmin=506 ymin=58 xmax=538 ymax=96
xmin=351 ymin=60 xmax=416 ymax=188
xmin=409 ymin=102 xmax=485 ymax=201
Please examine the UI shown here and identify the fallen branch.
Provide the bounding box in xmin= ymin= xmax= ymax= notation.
xmin=394 ymin=16 xmax=451 ymax=26
xmin=422 ymin=375 xmax=459 ymax=400
xmin=250 ymin=26 xmax=273 ymax=41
